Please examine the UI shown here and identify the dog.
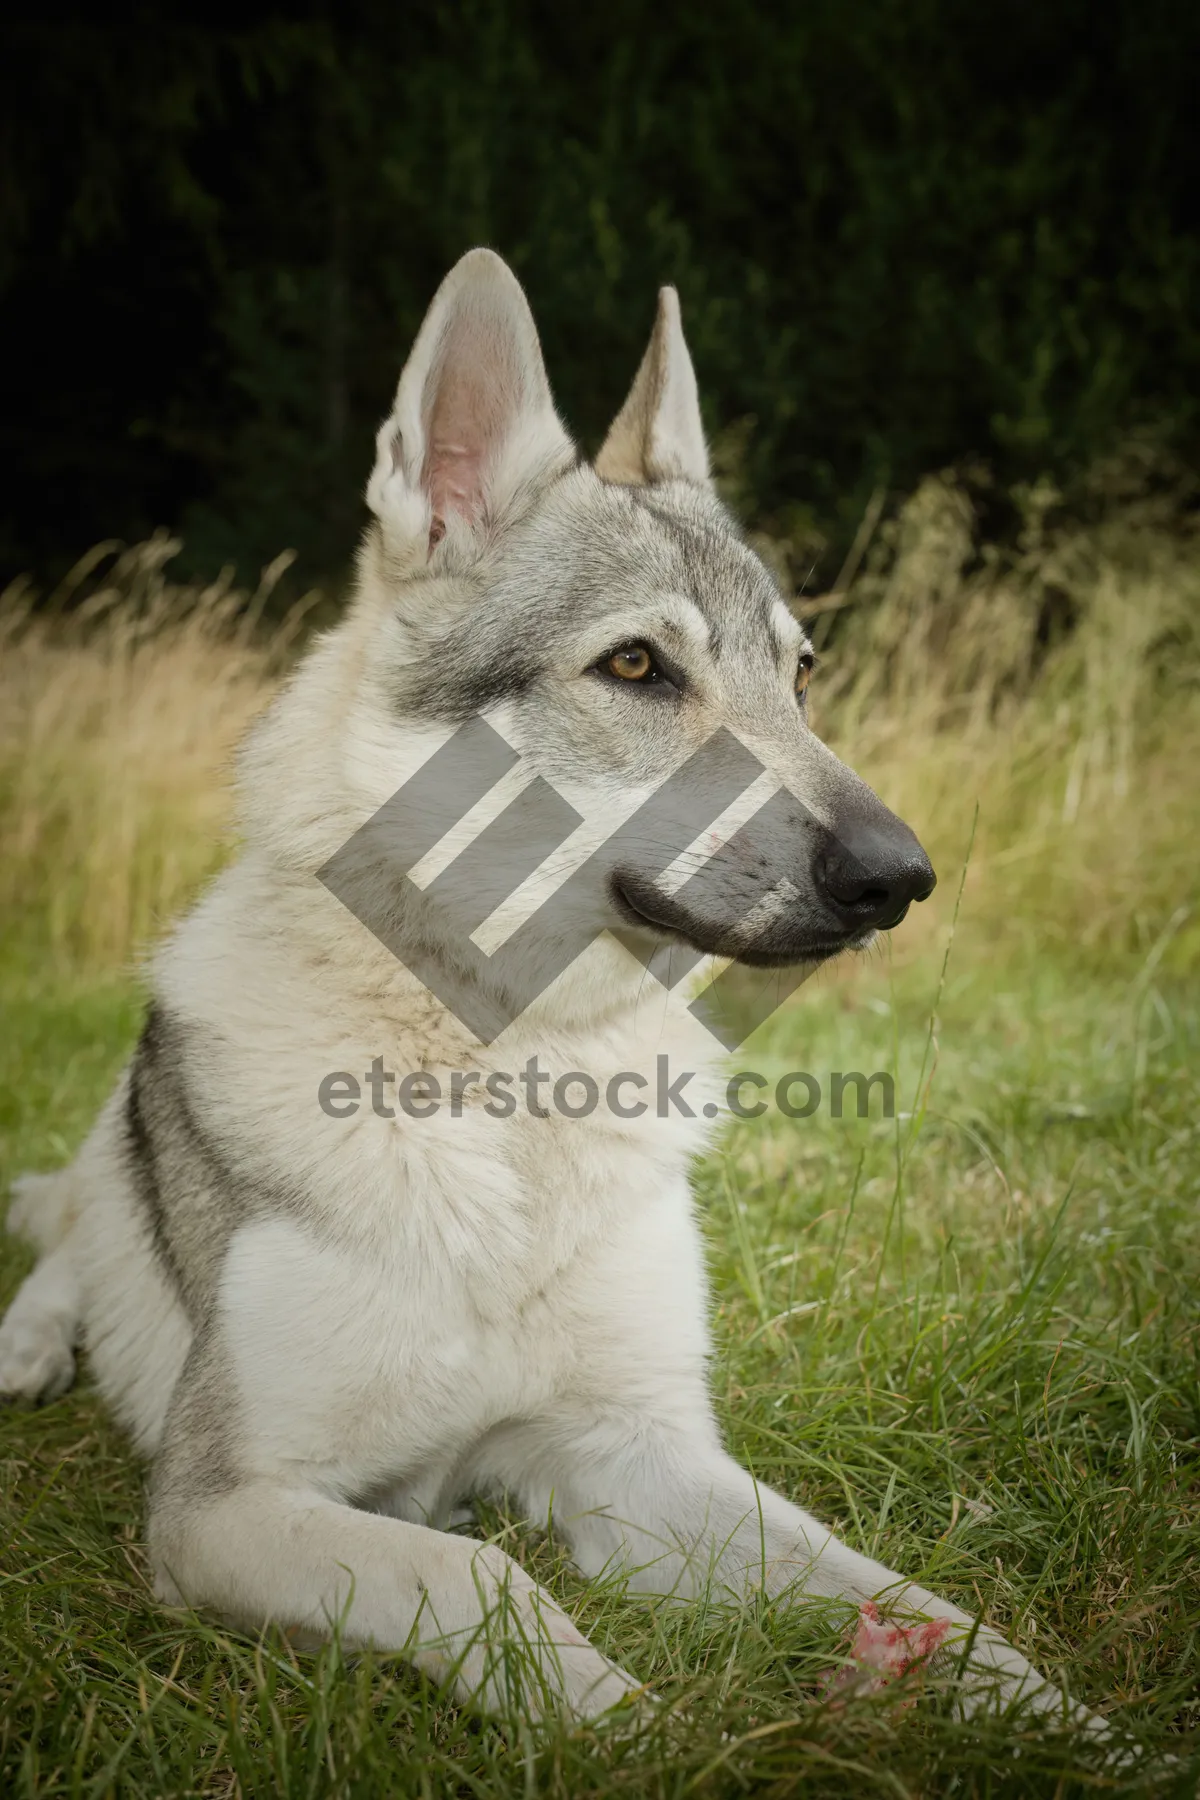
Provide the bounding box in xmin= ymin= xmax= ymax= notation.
xmin=0 ymin=250 xmax=1101 ymax=1732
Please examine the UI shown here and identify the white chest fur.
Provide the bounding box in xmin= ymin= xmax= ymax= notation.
xmin=217 ymin=1110 xmax=711 ymax=1509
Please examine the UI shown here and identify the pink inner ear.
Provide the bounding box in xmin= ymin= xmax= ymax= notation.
xmin=424 ymin=440 xmax=486 ymax=527
xmin=421 ymin=340 xmax=512 ymax=529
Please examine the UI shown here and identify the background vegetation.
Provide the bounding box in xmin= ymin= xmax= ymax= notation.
xmin=2 ymin=0 xmax=1199 ymax=589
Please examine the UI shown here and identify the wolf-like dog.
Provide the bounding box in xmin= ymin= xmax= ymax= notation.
xmin=1 ymin=251 xmax=1101 ymax=1731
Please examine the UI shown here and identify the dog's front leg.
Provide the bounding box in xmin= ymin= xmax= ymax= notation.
xmin=149 ymin=1475 xmax=642 ymax=1723
xmin=148 ymin=1318 xmax=644 ymax=1726
xmin=505 ymin=1417 xmax=1105 ymax=1733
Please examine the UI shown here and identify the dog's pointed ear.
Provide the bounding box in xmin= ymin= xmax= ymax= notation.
xmin=367 ymin=248 xmax=574 ymax=557
xmin=594 ymin=287 xmax=709 ymax=487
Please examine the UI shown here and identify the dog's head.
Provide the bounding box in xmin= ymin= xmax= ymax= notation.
xmin=335 ymin=248 xmax=933 ymax=975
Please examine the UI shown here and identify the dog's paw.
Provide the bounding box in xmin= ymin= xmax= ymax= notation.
xmin=0 ymin=1309 xmax=76 ymax=1405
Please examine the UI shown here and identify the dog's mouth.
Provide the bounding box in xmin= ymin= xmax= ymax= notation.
xmin=609 ymin=874 xmax=870 ymax=969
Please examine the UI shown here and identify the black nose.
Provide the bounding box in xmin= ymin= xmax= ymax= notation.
xmin=815 ymin=825 xmax=936 ymax=930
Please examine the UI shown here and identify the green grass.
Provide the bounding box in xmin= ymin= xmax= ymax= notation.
xmin=2 ymin=920 xmax=1198 ymax=1798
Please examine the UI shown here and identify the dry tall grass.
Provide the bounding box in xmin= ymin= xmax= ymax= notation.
xmin=1 ymin=466 xmax=1196 ymax=977
xmin=812 ymin=459 xmax=1200 ymax=972
xmin=0 ymin=536 xmax=316 ymax=967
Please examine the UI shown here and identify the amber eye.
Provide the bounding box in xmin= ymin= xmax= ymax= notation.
xmin=795 ymin=655 xmax=814 ymax=698
xmin=608 ymin=644 xmax=654 ymax=681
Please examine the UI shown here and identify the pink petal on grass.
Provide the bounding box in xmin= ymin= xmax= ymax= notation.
xmin=822 ymin=1603 xmax=952 ymax=1704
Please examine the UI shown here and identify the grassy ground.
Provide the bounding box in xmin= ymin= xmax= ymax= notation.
xmin=2 ymin=490 xmax=1198 ymax=1794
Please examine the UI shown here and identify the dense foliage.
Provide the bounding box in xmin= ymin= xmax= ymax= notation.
xmin=2 ymin=0 xmax=1198 ymax=587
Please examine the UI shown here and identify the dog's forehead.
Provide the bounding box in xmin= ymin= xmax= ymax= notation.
xmin=522 ymin=474 xmax=804 ymax=662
